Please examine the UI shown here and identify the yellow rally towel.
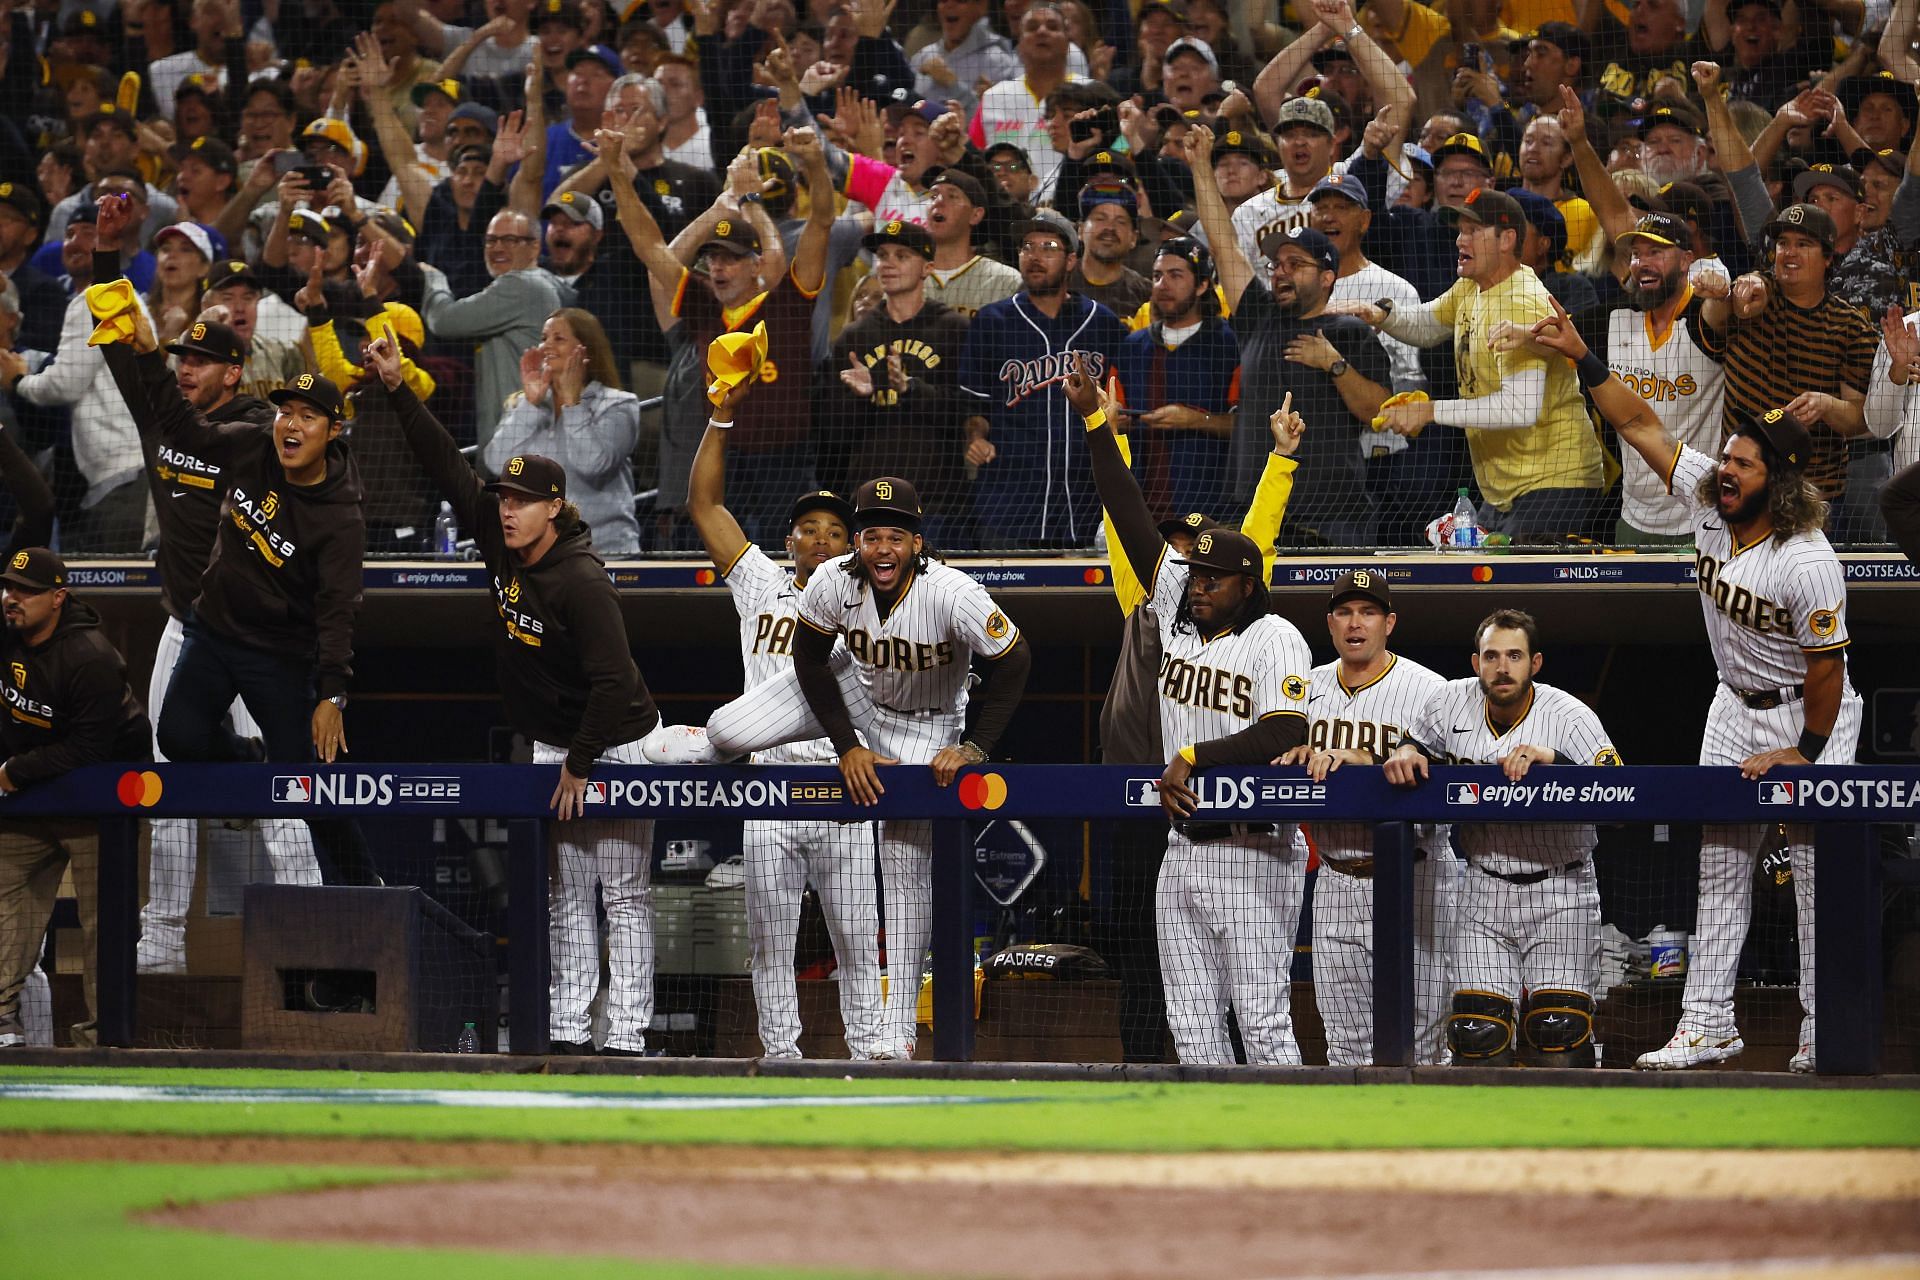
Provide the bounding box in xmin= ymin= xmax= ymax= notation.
xmin=116 ymin=71 xmax=141 ymax=113
xmin=83 ymin=279 xmax=139 ymax=346
xmin=706 ymin=321 xmax=767 ymax=407
xmin=1371 ymin=389 xmax=1431 ymax=430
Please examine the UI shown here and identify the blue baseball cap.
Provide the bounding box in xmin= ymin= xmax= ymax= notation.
xmin=1307 ymin=172 xmax=1369 ymax=210
xmin=1258 ymin=223 xmax=1339 ymax=272
xmin=1506 ymin=187 xmax=1568 ymax=263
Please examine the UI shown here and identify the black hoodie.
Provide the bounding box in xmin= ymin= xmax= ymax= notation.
xmin=384 ymin=381 xmax=657 ymax=776
xmin=0 ymin=597 xmax=152 ymax=789
xmin=123 ymin=349 xmax=367 ymax=699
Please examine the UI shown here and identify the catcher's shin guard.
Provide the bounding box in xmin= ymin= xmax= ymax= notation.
xmin=1447 ymin=989 xmax=1516 ymax=1066
xmin=1519 ymin=988 xmax=1596 ymax=1068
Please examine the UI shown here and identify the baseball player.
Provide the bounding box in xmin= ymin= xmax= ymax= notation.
xmin=686 ymin=378 xmax=885 ymax=1061
xmin=1277 ymin=570 xmax=1456 ymax=1066
xmin=91 ymin=195 xmax=321 ymax=974
xmin=1529 ymin=300 xmax=1860 ymax=1073
xmin=651 ymin=477 xmax=1034 ymax=1058
xmin=1072 ymin=359 xmax=1317 ymax=1065
xmin=1385 ymin=607 xmax=1622 ymax=1068
xmin=367 ymin=336 xmax=673 ymax=1056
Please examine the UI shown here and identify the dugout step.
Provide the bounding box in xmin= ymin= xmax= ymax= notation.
xmin=49 ymin=973 xmax=240 ymax=1049
xmin=241 ymin=885 xmax=493 ymax=1053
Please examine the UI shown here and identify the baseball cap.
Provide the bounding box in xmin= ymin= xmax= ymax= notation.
xmin=486 ymin=453 xmax=568 ymax=499
xmin=1841 ymin=68 xmax=1917 ymax=118
xmin=1506 ymin=187 xmax=1568 ymax=259
xmin=1764 ymin=201 xmax=1837 ymax=253
xmin=1516 ymin=20 xmax=1590 ymax=67
xmin=1311 ymin=40 xmax=1357 ymax=68
xmin=206 ymin=258 xmax=264 ymax=292
xmin=154 ymin=221 xmax=216 ymax=261
xmin=175 ymin=72 xmax=217 ymax=102
xmin=286 ymin=210 xmax=332 ymax=246
xmin=565 ymin=44 xmax=623 ymax=74
xmin=1080 ymin=150 xmax=1138 ymax=183
xmin=1855 ymin=145 xmax=1908 ymax=179
xmin=0 ymin=181 xmax=43 ymax=229
xmin=924 ymin=165 xmax=987 ymax=207
xmin=1636 ymin=102 xmax=1705 ymax=139
xmin=368 ymin=207 xmax=417 ymax=246
xmin=1431 ymin=131 xmax=1493 ymax=168
xmin=450 ymin=102 xmax=501 ymax=133
xmin=535 ymin=0 xmax=584 ymax=27
xmin=699 ymin=215 xmax=762 ymax=257
xmin=1212 ymin=127 xmax=1276 ymax=167
xmin=1157 ymin=509 xmax=1223 ymax=539
xmin=887 ymin=94 xmax=946 ymax=126
xmin=543 ymin=190 xmax=605 ymax=229
xmin=0 ymin=547 xmax=66 ymax=592
xmin=269 ymin=371 xmax=346 ymax=420
xmin=789 ymin=489 xmax=855 ymax=530
xmin=59 ymin=8 xmax=103 ymax=37
xmin=1328 ymin=567 xmax=1391 ymax=611
xmin=1307 ymin=172 xmax=1369 ymax=209
xmin=167 ymin=318 xmax=248 ymax=366
xmin=754 ymin=148 xmax=796 ymax=204
xmin=411 ymin=77 xmax=464 ymax=107
xmin=1078 ymin=176 xmax=1140 ymax=217
xmin=983 ymin=141 xmax=1031 ymax=171
xmin=852 ymin=476 xmax=922 ymax=532
xmin=1438 ymin=186 xmax=1526 ymax=232
xmin=1136 ymin=0 xmax=1188 ymax=22
xmin=173 ymin=135 xmax=237 ymax=176
xmin=1742 ymin=407 xmax=1811 ymax=471
xmin=1259 ymin=223 xmax=1338 ymax=272
xmin=450 ymin=143 xmax=493 ymax=170
xmin=1274 ymin=95 xmax=1335 ymax=136
xmin=300 ymin=116 xmax=367 ymax=174
xmin=1792 ymin=162 xmax=1862 ymax=202
xmin=1164 ymin=36 xmax=1218 ymax=75
xmin=1616 ymin=209 xmax=1690 ymax=249
xmin=81 ymin=105 xmax=137 ymax=138
xmin=66 ymin=202 xmax=99 ymax=227
xmin=1155 ymin=234 xmax=1214 ymax=283
xmin=1174 ymin=527 xmax=1261 ymax=576
xmin=862 ymin=218 xmax=934 ymax=258
xmin=1017 ymin=208 xmax=1080 ymax=255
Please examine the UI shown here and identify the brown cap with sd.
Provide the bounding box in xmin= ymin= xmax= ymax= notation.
xmin=1328 ymin=567 xmax=1391 ymax=611
xmin=0 ymin=547 xmax=67 ymax=591
xmin=486 ymin=454 xmax=568 ymax=499
xmin=1174 ymin=528 xmax=1261 ymax=575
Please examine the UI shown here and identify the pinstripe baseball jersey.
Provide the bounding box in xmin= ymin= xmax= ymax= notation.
xmin=1409 ymin=678 xmax=1621 ymax=873
xmin=1146 ymin=545 xmax=1313 ymax=760
xmin=1667 ymin=446 xmax=1851 ymax=690
xmin=1607 ymin=296 xmax=1724 ymax=535
xmin=722 ymin=543 xmax=838 ymax=765
xmin=1306 ymin=652 xmax=1447 ymax=859
xmin=797 ymin=556 xmax=1019 ymax=714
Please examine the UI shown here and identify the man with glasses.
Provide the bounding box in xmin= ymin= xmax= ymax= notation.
xmin=923 ymin=168 xmax=1021 ymax=319
xmin=421 ymin=209 xmax=576 ymax=446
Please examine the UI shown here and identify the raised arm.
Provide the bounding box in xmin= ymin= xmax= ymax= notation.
xmin=1883 ymin=0 xmax=1920 ymax=81
xmin=1183 ymin=125 xmax=1256 ymax=311
xmin=1528 ymin=295 xmax=1682 ymax=476
xmin=1557 ymin=85 xmax=1636 ymax=248
xmin=510 ymin=61 xmax=546 ymax=216
xmin=601 ymin=129 xmax=691 ymax=289
xmin=364 ymin=334 xmax=491 ymax=535
xmin=685 ymin=375 xmax=757 ymax=571
xmin=785 ymin=126 xmax=835 ymax=295
xmin=355 ymin=34 xmax=434 ymax=220
xmin=1253 ymin=16 xmax=1334 ymax=127
xmin=1066 ymin=355 xmax=1167 ymax=588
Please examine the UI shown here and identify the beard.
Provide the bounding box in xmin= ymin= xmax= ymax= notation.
xmin=1479 ymin=672 xmax=1531 ymax=708
xmin=1623 ymin=261 xmax=1686 ymax=310
xmin=1641 ymin=150 xmax=1702 ymax=189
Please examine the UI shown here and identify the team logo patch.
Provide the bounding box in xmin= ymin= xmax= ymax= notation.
xmin=886 ymin=220 xmax=902 ymax=234
xmin=504 ymin=578 xmax=522 ymax=603
xmin=1183 ymin=512 xmax=1203 ymax=527
xmin=1196 ymin=532 xmax=1213 ymax=555
xmin=507 ymin=456 xmax=525 ymax=476
xmin=715 ymin=219 xmax=731 ymax=236
xmin=1810 ymin=608 xmax=1838 ymax=638
xmin=295 ymin=373 xmax=315 ymax=391
xmin=1224 ymin=131 xmax=1243 ymax=146
xmin=1282 ymin=675 xmax=1307 ymax=701
xmin=560 ymin=192 xmax=576 ymax=204
xmin=759 ymin=359 xmax=778 ymax=383
xmin=190 ymin=322 xmax=206 ymax=341
xmin=1353 ymin=569 xmax=1371 ymax=588
xmin=985 ymin=611 xmax=1009 ymax=640
xmin=9 ymin=552 xmax=25 ymax=571
xmin=260 ymin=492 xmax=280 ymax=519
xmin=9 ymin=663 xmax=23 ymax=689
xmin=272 ymin=775 xmax=313 ymax=803
xmin=583 ymin=781 xmax=607 ymax=805
xmin=874 ymin=480 xmax=893 ymax=501
xmin=1783 ymin=205 xmax=1805 ymax=225
xmin=654 ymin=179 xmax=671 ymax=196
xmin=1593 ymin=748 xmax=1622 ymax=766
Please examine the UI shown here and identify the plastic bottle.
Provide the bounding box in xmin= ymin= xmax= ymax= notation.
xmin=434 ymin=502 xmax=458 ymax=557
xmin=1449 ymin=488 xmax=1480 ymax=550
xmin=455 ymin=1021 xmax=480 ymax=1053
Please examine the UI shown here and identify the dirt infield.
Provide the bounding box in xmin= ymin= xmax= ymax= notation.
xmin=13 ymin=1134 xmax=1920 ymax=1279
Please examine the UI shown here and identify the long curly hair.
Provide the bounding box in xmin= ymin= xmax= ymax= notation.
xmin=1696 ymin=428 xmax=1830 ymax=541
xmin=1171 ymin=571 xmax=1270 ymax=637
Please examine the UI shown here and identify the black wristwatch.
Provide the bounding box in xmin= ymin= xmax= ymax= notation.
xmin=1328 ymin=358 xmax=1349 ymax=378
xmin=1374 ymin=297 xmax=1395 ymax=316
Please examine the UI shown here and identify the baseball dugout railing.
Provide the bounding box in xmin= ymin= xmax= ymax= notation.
xmin=8 ymin=763 xmax=1916 ymax=1075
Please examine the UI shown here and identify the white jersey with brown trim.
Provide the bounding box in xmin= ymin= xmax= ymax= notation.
xmin=723 ymin=543 xmax=838 ymax=765
xmin=1146 ymin=544 xmax=1313 ymax=763
xmin=797 ymin=555 xmax=1019 ymax=715
xmin=1305 ymin=652 xmax=1449 ymax=860
xmin=1409 ymin=678 xmax=1621 ymax=874
xmin=1668 ymin=446 xmax=1852 ymax=692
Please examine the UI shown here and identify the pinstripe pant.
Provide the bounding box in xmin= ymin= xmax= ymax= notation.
xmin=1452 ymin=858 xmax=1600 ymax=1002
xmin=745 ymin=817 xmax=884 ymax=1058
xmin=1310 ymin=854 xmax=1457 ymax=1067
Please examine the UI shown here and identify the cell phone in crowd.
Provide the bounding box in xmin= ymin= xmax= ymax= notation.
xmin=1070 ymin=105 xmax=1118 ymax=146
xmin=1461 ymin=41 xmax=1493 ymax=74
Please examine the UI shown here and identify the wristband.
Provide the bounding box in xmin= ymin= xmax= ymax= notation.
xmin=1177 ymin=743 xmax=1197 ymax=766
xmin=1574 ymin=348 xmax=1610 ymax=390
xmin=707 ymin=416 xmax=732 ymax=430
xmin=1082 ymin=408 xmax=1107 ymax=432
xmin=1346 ymin=22 xmax=1365 ymax=40
xmin=1796 ymin=730 xmax=1827 ymax=761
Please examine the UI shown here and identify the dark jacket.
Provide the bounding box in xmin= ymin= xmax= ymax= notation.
xmin=385 ymin=381 xmax=658 ymax=775
xmin=122 ymin=350 xmax=366 ymax=698
xmin=0 ymin=598 xmax=151 ymax=789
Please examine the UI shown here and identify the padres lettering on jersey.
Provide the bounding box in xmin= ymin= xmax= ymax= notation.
xmin=227 ymin=485 xmax=295 ymax=566
xmin=155 ymin=442 xmax=221 ymax=491
xmin=999 ymin=350 xmax=1107 ymax=407
xmin=723 ymin=543 xmax=841 ymax=765
xmin=1158 ymin=654 xmax=1254 ymax=718
xmin=494 ymin=572 xmax=544 ymax=648
xmin=1608 ymin=299 xmax=1724 ymax=535
xmin=1306 ymin=654 xmax=1447 ymax=860
xmin=1668 ymin=447 xmax=1852 ymax=690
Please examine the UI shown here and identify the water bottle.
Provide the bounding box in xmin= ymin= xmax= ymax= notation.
xmin=455 ymin=1021 xmax=480 ymax=1053
xmin=1449 ymin=488 xmax=1480 ymax=550
xmin=434 ymin=501 xmax=458 ymax=558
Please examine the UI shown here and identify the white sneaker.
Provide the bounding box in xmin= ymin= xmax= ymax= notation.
xmin=641 ymin=723 xmax=718 ymax=765
xmin=704 ymin=856 xmax=745 ymax=889
xmin=1636 ymin=1029 xmax=1745 ymax=1070
xmin=137 ymin=954 xmax=186 ymax=976
xmin=1789 ymin=1043 xmax=1815 ymax=1073
xmin=0 ymin=1032 xmax=24 ymax=1049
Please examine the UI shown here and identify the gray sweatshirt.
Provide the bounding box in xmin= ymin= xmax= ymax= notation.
xmin=423 ymin=266 xmax=576 ymax=446
xmin=483 ymin=381 xmax=641 ymax=555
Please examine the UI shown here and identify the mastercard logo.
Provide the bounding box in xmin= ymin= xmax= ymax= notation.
xmin=694 ymin=568 xmax=716 ymax=585
xmin=958 ymin=771 xmax=1007 ymax=811
xmin=1081 ymin=567 xmax=1106 ymax=585
xmin=117 ymin=769 xmax=163 ymax=807
xmin=1471 ymin=565 xmax=1493 ymax=583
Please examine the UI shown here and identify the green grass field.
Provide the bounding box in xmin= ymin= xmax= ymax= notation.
xmin=5 ymin=1066 xmax=1917 ymax=1280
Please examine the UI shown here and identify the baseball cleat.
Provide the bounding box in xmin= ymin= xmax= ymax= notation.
xmin=0 ymin=1032 xmax=24 ymax=1049
xmin=1635 ymin=1030 xmax=1744 ymax=1070
xmin=641 ymin=723 xmax=719 ymax=765
xmin=1789 ymin=1043 xmax=1815 ymax=1073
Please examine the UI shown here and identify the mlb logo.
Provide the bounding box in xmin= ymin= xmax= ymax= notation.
xmin=584 ymin=781 xmax=607 ymax=805
xmin=272 ymin=775 xmax=312 ymax=803
xmin=1289 ymin=569 xmax=1309 ymax=582
xmin=1445 ymin=782 xmax=1480 ymax=805
xmin=1555 ymin=568 xmax=1572 ymax=580
xmin=1124 ymin=778 xmax=1160 ymax=807
xmin=1758 ymin=781 xmax=1797 ymax=806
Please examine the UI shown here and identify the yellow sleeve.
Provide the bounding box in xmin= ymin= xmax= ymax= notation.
xmin=309 ymin=320 xmax=361 ymax=388
xmin=1125 ymin=299 xmax=1152 ymax=332
xmin=401 ymin=358 xmax=436 ymax=401
xmin=1363 ymin=0 xmax=1451 ymax=66
xmin=1103 ymin=431 xmax=1148 ymax=613
xmin=1239 ymin=452 xmax=1298 ymax=586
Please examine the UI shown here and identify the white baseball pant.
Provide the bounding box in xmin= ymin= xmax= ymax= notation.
xmin=536 ymin=733 xmax=658 ymax=1053
xmin=745 ymin=817 xmax=884 ymax=1058
xmin=709 ymin=667 xmax=956 ymax=1056
xmin=1678 ymin=684 xmax=1863 ymax=1050
xmin=1157 ymin=825 xmax=1307 ymax=1066
xmin=1452 ymin=858 xmax=1601 ymax=1002
xmin=138 ymin=614 xmax=322 ymax=971
xmin=1311 ymin=852 xmax=1456 ymax=1067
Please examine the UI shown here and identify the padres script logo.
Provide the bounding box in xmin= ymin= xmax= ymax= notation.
xmin=997 ymin=350 xmax=1107 ymax=407
xmin=1352 ymin=570 xmax=1372 ymax=589
xmin=294 ymin=373 xmax=315 ymax=392
xmin=190 ymin=322 xmax=206 ymax=342
xmin=9 ymin=663 xmax=24 ymax=689
xmin=1196 ymin=532 xmax=1213 ymax=555
xmin=9 ymin=551 xmax=26 ymax=571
